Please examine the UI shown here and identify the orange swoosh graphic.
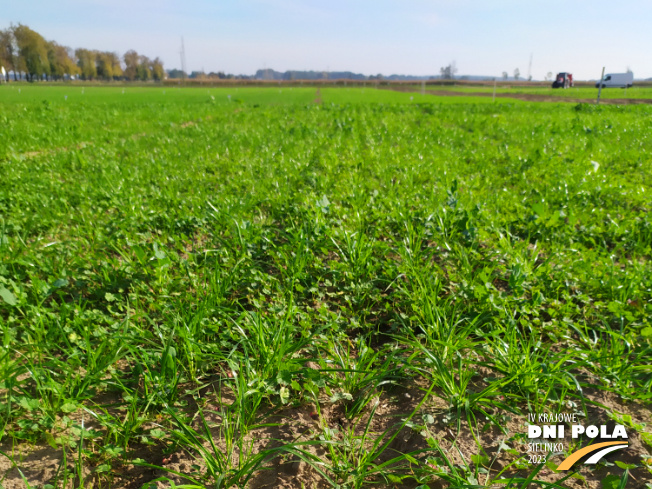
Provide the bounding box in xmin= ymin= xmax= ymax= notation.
xmin=557 ymin=441 xmax=628 ymax=470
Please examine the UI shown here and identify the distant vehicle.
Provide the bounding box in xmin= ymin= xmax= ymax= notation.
xmin=552 ymin=72 xmax=573 ymax=88
xmin=596 ymin=72 xmax=633 ymax=88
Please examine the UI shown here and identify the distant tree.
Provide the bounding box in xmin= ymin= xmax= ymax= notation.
xmin=137 ymin=55 xmax=151 ymax=81
xmin=440 ymin=61 xmax=458 ymax=80
xmin=108 ymin=52 xmax=123 ymax=79
xmin=166 ymin=68 xmax=187 ymax=79
xmin=1 ymin=23 xmax=165 ymax=83
xmin=123 ymin=50 xmax=139 ymax=80
xmin=67 ymin=47 xmax=81 ymax=78
xmin=0 ymin=28 xmax=19 ymax=81
xmin=75 ymin=48 xmax=96 ymax=80
xmin=95 ymin=51 xmax=114 ymax=80
xmin=513 ymin=68 xmax=520 ymax=81
xmin=546 ymin=71 xmax=553 ymax=81
xmin=150 ymin=57 xmax=164 ymax=81
xmin=13 ymin=24 xmax=50 ymax=81
xmin=502 ymin=71 xmax=508 ymax=80
xmin=626 ymin=66 xmax=633 ymax=74
xmin=47 ymin=41 xmax=78 ymax=80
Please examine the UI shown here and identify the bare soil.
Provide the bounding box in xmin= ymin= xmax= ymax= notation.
xmin=1 ymin=378 xmax=650 ymax=489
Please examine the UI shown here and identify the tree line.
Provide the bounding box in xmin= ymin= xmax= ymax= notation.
xmin=0 ymin=24 xmax=164 ymax=82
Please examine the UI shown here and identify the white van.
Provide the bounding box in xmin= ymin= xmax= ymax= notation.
xmin=596 ymin=72 xmax=633 ymax=88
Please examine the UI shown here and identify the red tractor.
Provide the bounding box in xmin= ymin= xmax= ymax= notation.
xmin=552 ymin=72 xmax=573 ymax=88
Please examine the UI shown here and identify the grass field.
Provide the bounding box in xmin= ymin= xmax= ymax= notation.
xmin=0 ymin=85 xmax=651 ymax=489
xmin=416 ymin=84 xmax=652 ymax=100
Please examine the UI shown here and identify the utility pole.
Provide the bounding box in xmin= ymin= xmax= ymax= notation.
xmin=596 ymin=66 xmax=605 ymax=104
xmin=180 ymin=37 xmax=187 ymax=85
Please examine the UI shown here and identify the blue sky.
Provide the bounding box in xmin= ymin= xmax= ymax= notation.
xmin=3 ymin=0 xmax=651 ymax=80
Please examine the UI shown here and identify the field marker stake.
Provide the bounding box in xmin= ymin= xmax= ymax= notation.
xmin=596 ymin=66 xmax=605 ymax=105
xmin=493 ymin=78 xmax=497 ymax=102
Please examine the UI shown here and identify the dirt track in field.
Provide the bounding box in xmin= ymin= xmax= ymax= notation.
xmin=388 ymin=86 xmax=652 ymax=105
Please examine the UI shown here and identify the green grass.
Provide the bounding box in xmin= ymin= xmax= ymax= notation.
xmin=422 ymin=83 xmax=652 ymax=99
xmin=0 ymin=85 xmax=650 ymax=488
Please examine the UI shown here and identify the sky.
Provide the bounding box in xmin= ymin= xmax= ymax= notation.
xmin=2 ymin=0 xmax=651 ymax=80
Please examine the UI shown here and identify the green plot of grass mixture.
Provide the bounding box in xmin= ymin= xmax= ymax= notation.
xmin=506 ymin=85 xmax=652 ymax=99
xmin=427 ymin=84 xmax=652 ymax=99
xmin=0 ymin=86 xmax=651 ymax=488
